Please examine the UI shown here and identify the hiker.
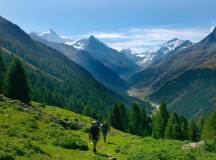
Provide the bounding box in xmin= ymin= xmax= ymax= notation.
xmin=101 ymin=121 xmax=110 ymax=143
xmin=89 ymin=121 xmax=100 ymax=153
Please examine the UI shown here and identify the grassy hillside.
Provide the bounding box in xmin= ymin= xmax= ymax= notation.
xmin=0 ymin=97 xmax=215 ymax=160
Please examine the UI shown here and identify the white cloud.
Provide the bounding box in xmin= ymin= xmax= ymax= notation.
xmin=74 ymin=26 xmax=212 ymax=53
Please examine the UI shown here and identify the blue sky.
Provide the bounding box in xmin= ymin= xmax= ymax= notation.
xmin=0 ymin=0 xmax=215 ymax=52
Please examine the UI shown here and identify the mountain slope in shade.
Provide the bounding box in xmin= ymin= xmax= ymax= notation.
xmin=130 ymin=28 xmax=216 ymax=118
xmin=29 ymin=32 xmax=129 ymax=93
xmin=0 ymin=16 xmax=120 ymax=114
xmin=150 ymin=68 xmax=216 ymax=118
xmin=72 ymin=36 xmax=140 ymax=77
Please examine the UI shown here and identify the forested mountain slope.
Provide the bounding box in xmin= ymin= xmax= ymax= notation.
xmin=130 ymin=28 xmax=216 ymax=118
xmin=29 ymin=33 xmax=128 ymax=93
xmin=0 ymin=16 xmax=119 ymax=114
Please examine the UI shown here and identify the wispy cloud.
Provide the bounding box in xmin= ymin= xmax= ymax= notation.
xmin=76 ymin=26 xmax=212 ymax=53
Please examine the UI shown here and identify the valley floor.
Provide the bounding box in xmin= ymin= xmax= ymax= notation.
xmin=0 ymin=97 xmax=215 ymax=160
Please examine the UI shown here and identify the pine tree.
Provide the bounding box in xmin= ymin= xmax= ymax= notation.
xmin=0 ymin=47 xmax=5 ymax=93
xmin=152 ymin=102 xmax=169 ymax=138
xmin=140 ymin=108 xmax=147 ymax=136
xmin=5 ymin=59 xmax=30 ymax=103
xmin=198 ymin=118 xmax=205 ymax=134
xmin=143 ymin=116 xmax=152 ymax=136
xmin=129 ymin=103 xmax=142 ymax=135
xmin=179 ymin=115 xmax=188 ymax=140
xmin=165 ymin=112 xmax=182 ymax=140
xmin=109 ymin=104 xmax=122 ymax=130
xmin=118 ymin=103 xmax=129 ymax=132
xmin=202 ymin=110 xmax=216 ymax=140
xmin=188 ymin=120 xmax=198 ymax=142
xmin=82 ymin=105 xmax=98 ymax=120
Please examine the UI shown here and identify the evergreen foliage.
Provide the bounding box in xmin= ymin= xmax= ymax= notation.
xmin=165 ymin=112 xmax=182 ymax=140
xmin=5 ymin=58 xmax=30 ymax=103
xmin=109 ymin=104 xmax=123 ymax=130
xmin=179 ymin=115 xmax=188 ymax=140
xmin=143 ymin=116 xmax=152 ymax=136
xmin=152 ymin=102 xmax=169 ymax=138
xmin=129 ymin=103 xmax=142 ymax=135
xmin=202 ymin=109 xmax=216 ymax=140
xmin=140 ymin=108 xmax=147 ymax=136
xmin=0 ymin=47 xmax=5 ymax=93
xmin=118 ymin=103 xmax=129 ymax=132
xmin=82 ymin=105 xmax=98 ymax=120
xmin=188 ymin=120 xmax=199 ymax=142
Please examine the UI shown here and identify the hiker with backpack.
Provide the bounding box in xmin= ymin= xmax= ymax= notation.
xmin=89 ymin=121 xmax=100 ymax=153
xmin=101 ymin=121 xmax=110 ymax=143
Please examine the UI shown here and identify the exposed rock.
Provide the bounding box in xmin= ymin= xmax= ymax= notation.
xmin=49 ymin=115 xmax=84 ymax=130
xmin=182 ymin=141 xmax=204 ymax=150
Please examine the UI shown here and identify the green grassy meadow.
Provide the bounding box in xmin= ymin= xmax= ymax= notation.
xmin=0 ymin=98 xmax=215 ymax=160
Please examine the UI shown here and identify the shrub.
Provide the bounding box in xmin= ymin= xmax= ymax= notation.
xmin=27 ymin=120 xmax=38 ymax=129
xmin=6 ymin=128 xmax=19 ymax=137
xmin=203 ymin=137 xmax=216 ymax=152
xmin=0 ymin=151 xmax=15 ymax=160
xmin=24 ymin=140 xmax=45 ymax=154
xmin=54 ymin=135 xmax=88 ymax=151
xmin=127 ymin=150 xmax=171 ymax=160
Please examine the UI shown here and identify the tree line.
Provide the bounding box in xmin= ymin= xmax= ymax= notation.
xmin=108 ymin=102 xmax=216 ymax=141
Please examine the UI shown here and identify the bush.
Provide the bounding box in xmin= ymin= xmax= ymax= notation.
xmin=54 ymin=135 xmax=88 ymax=151
xmin=6 ymin=128 xmax=19 ymax=137
xmin=127 ymin=150 xmax=171 ymax=160
xmin=203 ymin=137 xmax=216 ymax=152
xmin=0 ymin=151 xmax=15 ymax=160
xmin=27 ymin=120 xmax=38 ymax=129
xmin=24 ymin=140 xmax=45 ymax=154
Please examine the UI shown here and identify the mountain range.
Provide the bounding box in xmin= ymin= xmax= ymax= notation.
xmin=29 ymin=31 xmax=129 ymax=93
xmin=130 ymin=28 xmax=216 ymax=118
xmin=0 ymin=15 xmax=215 ymax=119
xmin=0 ymin=16 xmax=122 ymax=115
xmin=29 ymin=26 xmax=216 ymax=118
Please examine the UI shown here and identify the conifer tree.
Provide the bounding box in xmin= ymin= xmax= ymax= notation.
xmin=179 ymin=115 xmax=188 ymax=140
xmin=140 ymin=108 xmax=147 ymax=136
xmin=165 ymin=112 xmax=182 ymax=140
xmin=129 ymin=103 xmax=142 ymax=135
xmin=5 ymin=59 xmax=30 ymax=103
xmin=82 ymin=105 xmax=98 ymax=120
xmin=152 ymin=102 xmax=169 ymax=138
xmin=198 ymin=118 xmax=205 ymax=134
xmin=202 ymin=110 xmax=216 ymax=140
xmin=118 ymin=103 xmax=129 ymax=132
xmin=109 ymin=104 xmax=122 ymax=130
xmin=0 ymin=47 xmax=5 ymax=93
xmin=143 ymin=116 xmax=152 ymax=136
xmin=188 ymin=120 xmax=198 ymax=142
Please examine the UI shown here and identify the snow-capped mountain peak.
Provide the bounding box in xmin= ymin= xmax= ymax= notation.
xmin=38 ymin=29 xmax=65 ymax=43
xmin=71 ymin=35 xmax=104 ymax=50
xmin=159 ymin=38 xmax=185 ymax=54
